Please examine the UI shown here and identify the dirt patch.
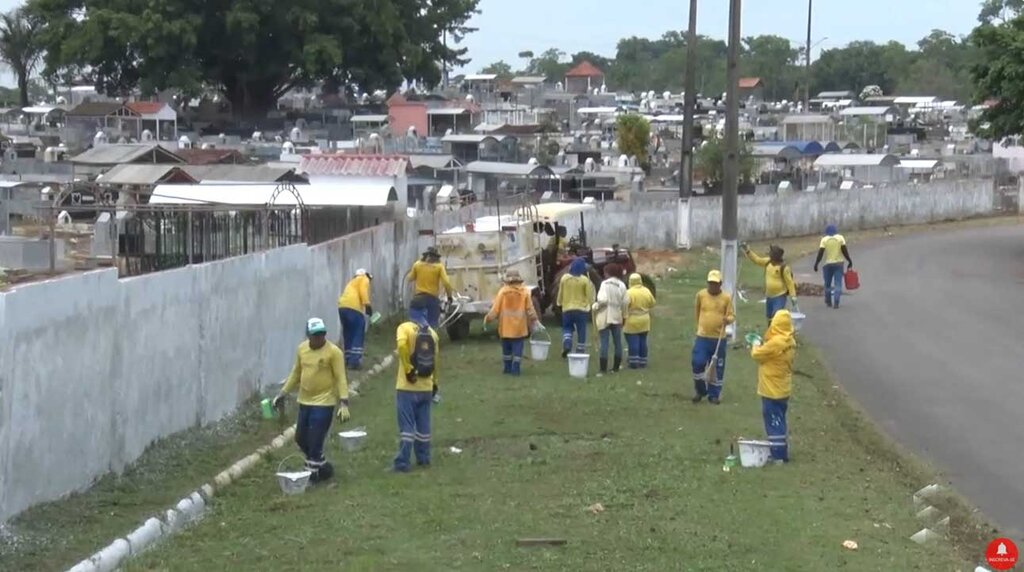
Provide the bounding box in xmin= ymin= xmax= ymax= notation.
xmin=796 ymin=282 xmax=825 ymax=296
xmin=634 ymin=249 xmax=693 ymax=278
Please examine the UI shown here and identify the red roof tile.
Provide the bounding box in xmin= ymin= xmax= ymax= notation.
xmin=739 ymin=77 xmax=763 ymax=89
xmin=565 ymin=60 xmax=604 ymax=78
xmin=125 ymin=101 xmax=168 ymax=115
xmin=299 ymin=154 xmax=410 ymax=177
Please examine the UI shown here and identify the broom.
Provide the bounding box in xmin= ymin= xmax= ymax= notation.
xmin=704 ymin=311 xmax=729 ymax=386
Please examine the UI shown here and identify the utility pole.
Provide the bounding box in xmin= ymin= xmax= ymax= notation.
xmin=804 ymin=0 xmax=813 ymax=112
xmin=721 ymin=0 xmax=741 ymax=324
xmin=679 ymin=0 xmax=698 ymax=200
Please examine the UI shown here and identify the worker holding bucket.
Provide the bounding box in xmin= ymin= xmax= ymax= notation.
xmin=272 ymin=318 xmax=351 ymax=484
xmin=691 ymin=270 xmax=735 ymax=404
xmin=557 ymin=257 xmax=595 ymax=359
xmin=813 ymin=224 xmax=854 ymax=309
xmin=750 ymin=309 xmax=798 ymax=463
xmin=338 ymin=268 xmax=373 ymax=370
xmin=484 ymin=269 xmax=543 ymax=376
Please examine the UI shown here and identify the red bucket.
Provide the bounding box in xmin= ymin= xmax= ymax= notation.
xmin=844 ymin=269 xmax=860 ymax=290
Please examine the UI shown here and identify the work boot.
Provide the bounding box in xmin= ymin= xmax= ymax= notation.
xmin=613 ymin=356 xmax=622 ymax=372
xmin=599 ymin=358 xmax=608 ymax=375
xmin=561 ymin=348 xmax=569 ymax=359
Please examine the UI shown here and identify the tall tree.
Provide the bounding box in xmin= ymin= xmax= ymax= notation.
xmin=971 ymin=12 xmax=1024 ymax=138
xmin=0 ymin=8 xmax=43 ymax=108
xmin=741 ymin=35 xmax=798 ymax=101
xmin=978 ymin=0 xmax=1024 ymax=23
xmin=616 ymin=114 xmax=651 ymax=172
xmin=524 ymin=48 xmax=568 ymax=82
xmin=811 ymin=41 xmax=912 ymax=95
xmin=28 ymin=0 xmax=479 ymax=119
xmin=479 ymin=60 xmax=513 ymax=79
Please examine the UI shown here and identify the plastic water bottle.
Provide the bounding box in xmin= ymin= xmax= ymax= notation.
xmin=260 ymin=398 xmax=275 ymax=419
xmin=723 ymin=443 xmax=739 ymax=472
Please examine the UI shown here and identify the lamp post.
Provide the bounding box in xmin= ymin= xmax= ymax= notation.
xmin=679 ymin=0 xmax=698 ymax=200
xmin=804 ymin=0 xmax=813 ymax=112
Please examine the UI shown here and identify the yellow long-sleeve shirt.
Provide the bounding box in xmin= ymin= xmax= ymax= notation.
xmin=281 ymin=340 xmax=349 ymax=406
xmin=338 ymin=274 xmax=371 ymax=311
xmin=623 ymin=274 xmax=656 ymax=334
xmin=396 ymin=322 xmax=440 ymax=392
xmin=744 ymin=250 xmax=796 ymax=298
xmin=695 ymin=289 xmax=735 ymax=339
xmin=485 ymin=284 xmax=538 ymax=339
xmin=406 ymin=261 xmax=452 ymax=298
xmin=820 ymin=234 xmax=847 ymax=264
xmin=752 ymin=311 xmax=797 ymax=399
xmin=557 ymin=274 xmax=595 ymax=312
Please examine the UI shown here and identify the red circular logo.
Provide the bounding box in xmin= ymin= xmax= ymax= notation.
xmin=986 ymin=538 xmax=1019 ymax=571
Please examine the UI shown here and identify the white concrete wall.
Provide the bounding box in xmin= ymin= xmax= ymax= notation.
xmin=0 ymin=181 xmax=996 ymax=520
xmin=0 ymin=211 xmax=479 ymax=522
xmin=686 ymin=179 xmax=995 ymax=246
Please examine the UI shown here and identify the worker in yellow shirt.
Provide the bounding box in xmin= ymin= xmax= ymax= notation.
xmin=547 ymin=226 xmax=569 ymax=255
xmin=338 ymin=268 xmax=373 ymax=369
xmin=691 ymin=270 xmax=735 ymax=404
xmin=484 ymin=269 xmax=542 ymax=375
xmin=273 ymin=317 xmax=351 ymax=484
xmin=405 ymin=247 xmax=453 ymax=329
xmin=813 ymin=224 xmax=854 ymax=308
xmin=556 ymin=257 xmax=595 ymax=358
xmin=623 ymin=273 xmax=656 ymax=369
xmin=751 ymin=309 xmax=797 ymax=463
xmin=742 ymin=243 xmax=797 ymax=323
xmin=392 ymin=308 xmax=440 ymax=473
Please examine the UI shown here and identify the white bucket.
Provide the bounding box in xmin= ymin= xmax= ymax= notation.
xmin=737 ymin=439 xmax=773 ymax=468
xmin=337 ymin=429 xmax=368 ymax=452
xmin=276 ymin=454 xmax=312 ymax=494
xmin=529 ymin=330 xmax=551 ymax=361
xmin=790 ymin=311 xmax=806 ymax=332
xmin=567 ymin=353 xmax=590 ymax=379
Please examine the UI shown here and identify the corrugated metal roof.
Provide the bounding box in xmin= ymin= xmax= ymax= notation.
xmin=464 ymin=74 xmax=498 ymax=81
xmin=66 ymin=102 xmax=126 ymax=117
xmin=816 ymin=90 xmax=855 ymax=99
xmin=897 ymin=159 xmax=941 ymax=170
xmin=149 ymin=182 xmax=397 ymax=207
xmin=465 ymin=161 xmax=554 ymax=177
xmin=839 ymin=106 xmax=894 ymax=117
xmin=441 ymin=134 xmax=512 ymax=144
xmin=298 ymin=154 xmax=409 ymax=177
xmin=97 ymin=164 xmax=196 ymax=185
xmin=781 ymin=114 xmax=833 ymax=124
xmin=427 ymin=107 xmax=470 ymax=116
xmin=71 ymin=144 xmax=186 ymax=165
xmin=21 ymin=106 xmax=61 ymax=115
xmin=175 ymin=148 xmax=246 ymax=165
xmin=351 ymin=114 xmax=389 ymax=123
xmin=183 ymin=165 xmax=301 ymax=183
xmin=511 ymin=76 xmax=546 ymax=85
xmin=408 ymin=154 xmax=462 ymax=170
xmin=814 ymin=154 xmax=899 ymax=167
xmin=514 ymin=202 xmax=595 ymax=221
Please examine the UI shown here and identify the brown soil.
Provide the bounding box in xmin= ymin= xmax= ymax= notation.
xmin=796 ymin=282 xmax=825 ymax=296
xmin=634 ymin=249 xmax=694 ymax=278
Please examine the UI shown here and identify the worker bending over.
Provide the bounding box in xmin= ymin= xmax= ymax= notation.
xmin=337 ymin=268 xmax=373 ymax=369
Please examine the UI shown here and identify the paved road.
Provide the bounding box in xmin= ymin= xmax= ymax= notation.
xmin=799 ymin=224 xmax=1024 ymax=537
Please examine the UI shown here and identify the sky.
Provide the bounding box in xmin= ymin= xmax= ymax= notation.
xmin=456 ymin=0 xmax=983 ymax=73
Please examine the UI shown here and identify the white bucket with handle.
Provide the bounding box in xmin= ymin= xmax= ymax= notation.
xmin=529 ymin=329 xmax=551 ymax=361
xmin=790 ymin=310 xmax=806 ymax=332
xmin=275 ymin=454 xmax=311 ymax=495
xmin=737 ymin=439 xmax=773 ymax=468
xmin=567 ymin=353 xmax=590 ymax=379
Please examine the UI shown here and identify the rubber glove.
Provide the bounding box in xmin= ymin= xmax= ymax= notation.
xmin=272 ymin=393 xmax=286 ymax=409
xmin=432 ymin=384 xmax=441 ymax=404
xmin=725 ymin=324 xmax=736 ymax=339
xmin=790 ymin=296 xmax=799 ymax=308
xmin=406 ymin=369 xmax=418 ymax=384
xmin=536 ymin=322 xmax=546 ymax=332
xmin=336 ymin=403 xmax=351 ymax=423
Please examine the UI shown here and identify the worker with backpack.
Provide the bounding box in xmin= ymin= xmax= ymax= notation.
xmin=742 ymin=243 xmax=797 ymax=323
xmin=392 ymin=306 xmax=440 ymax=473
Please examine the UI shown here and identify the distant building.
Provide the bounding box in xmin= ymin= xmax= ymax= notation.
xmin=738 ymin=77 xmax=765 ymax=102
xmin=565 ymin=61 xmax=605 ymax=95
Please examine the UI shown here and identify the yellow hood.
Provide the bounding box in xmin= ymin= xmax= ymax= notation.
xmin=628 ymin=273 xmax=643 ymax=288
xmin=766 ymin=309 xmax=795 ymax=341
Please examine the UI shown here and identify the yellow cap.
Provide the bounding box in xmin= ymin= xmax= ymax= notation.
xmin=706 ymin=270 xmax=723 ymax=283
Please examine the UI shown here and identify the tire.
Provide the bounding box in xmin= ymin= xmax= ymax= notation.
xmin=446 ymin=316 xmax=471 ymax=341
xmin=641 ymin=273 xmax=657 ymax=299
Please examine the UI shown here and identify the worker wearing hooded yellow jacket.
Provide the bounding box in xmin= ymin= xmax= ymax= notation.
xmin=751 ymin=310 xmax=797 ymax=463
xmin=623 ymin=273 xmax=656 ymax=369
xmin=484 ymin=269 xmax=542 ymax=376
xmin=338 ymin=269 xmax=373 ymax=369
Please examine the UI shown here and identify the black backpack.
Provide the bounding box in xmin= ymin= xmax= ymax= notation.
xmin=413 ymin=324 xmax=436 ymax=378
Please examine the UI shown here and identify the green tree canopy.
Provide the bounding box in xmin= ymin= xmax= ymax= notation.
xmin=27 ymin=0 xmax=479 ymax=119
xmin=0 ymin=8 xmax=44 ymax=107
xmin=479 ymin=60 xmax=513 ymax=79
xmin=616 ymin=113 xmax=651 ymax=172
xmin=971 ymin=13 xmax=1024 ymax=138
